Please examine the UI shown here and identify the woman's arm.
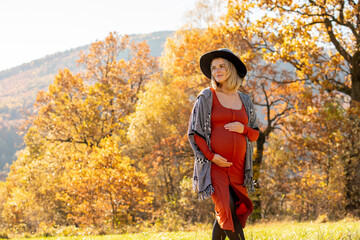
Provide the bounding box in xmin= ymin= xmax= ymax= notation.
xmin=243 ymin=125 xmax=260 ymax=142
xmin=194 ymin=134 xmax=215 ymax=161
xmin=194 ymin=134 xmax=233 ymax=167
xmin=224 ymin=122 xmax=259 ymax=142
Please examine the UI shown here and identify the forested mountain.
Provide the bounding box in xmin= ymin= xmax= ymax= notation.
xmin=0 ymin=31 xmax=173 ymax=171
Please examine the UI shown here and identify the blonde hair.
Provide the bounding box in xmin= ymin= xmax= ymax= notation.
xmin=211 ymin=58 xmax=244 ymax=91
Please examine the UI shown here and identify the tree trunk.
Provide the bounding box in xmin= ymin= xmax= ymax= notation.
xmin=344 ymin=112 xmax=360 ymax=217
xmin=345 ymin=56 xmax=360 ymax=217
xmin=351 ymin=53 xmax=360 ymax=103
xmin=251 ymin=131 xmax=266 ymax=220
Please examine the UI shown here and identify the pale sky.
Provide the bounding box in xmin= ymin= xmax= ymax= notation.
xmin=0 ymin=0 xmax=197 ymax=72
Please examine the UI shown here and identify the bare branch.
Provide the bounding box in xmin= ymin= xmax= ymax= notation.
xmin=252 ymin=74 xmax=307 ymax=84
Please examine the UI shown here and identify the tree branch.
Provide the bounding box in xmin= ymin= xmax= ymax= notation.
xmin=276 ymin=4 xmax=359 ymax=40
xmin=46 ymin=137 xmax=89 ymax=146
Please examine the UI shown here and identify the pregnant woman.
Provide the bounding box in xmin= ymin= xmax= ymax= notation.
xmin=188 ymin=49 xmax=259 ymax=240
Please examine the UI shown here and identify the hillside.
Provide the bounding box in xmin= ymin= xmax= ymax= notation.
xmin=0 ymin=31 xmax=173 ymax=171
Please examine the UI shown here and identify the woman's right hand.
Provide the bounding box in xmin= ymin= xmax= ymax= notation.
xmin=212 ymin=154 xmax=233 ymax=167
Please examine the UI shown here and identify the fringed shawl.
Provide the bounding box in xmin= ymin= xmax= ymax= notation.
xmin=188 ymin=87 xmax=258 ymax=200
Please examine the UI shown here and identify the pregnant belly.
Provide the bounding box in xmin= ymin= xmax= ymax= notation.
xmin=211 ymin=127 xmax=232 ymax=159
xmin=211 ymin=126 xmax=247 ymax=161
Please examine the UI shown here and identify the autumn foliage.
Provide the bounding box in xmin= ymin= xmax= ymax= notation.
xmin=0 ymin=0 xmax=359 ymax=236
xmin=0 ymin=33 xmax=156 ymax=233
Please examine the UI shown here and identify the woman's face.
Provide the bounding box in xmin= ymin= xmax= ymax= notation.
xmin=211 ymin=58 xmax=229 ymax=84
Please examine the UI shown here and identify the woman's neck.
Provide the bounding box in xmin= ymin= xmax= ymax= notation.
xmin=215 ymin=86 xmax=237 ymax=95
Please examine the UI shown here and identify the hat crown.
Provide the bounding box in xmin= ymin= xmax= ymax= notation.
xmin=218 ymin=48 xmax=232 ymax=53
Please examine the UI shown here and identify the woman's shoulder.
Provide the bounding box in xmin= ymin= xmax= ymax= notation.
xmin=195 ymin=87 xmax=213 ymax=108
xmin=237 ymin=90 xmax=249 ymax=97
xmin=237 ymin=91 xmax=255 ymax=108
xmin=198 ymin=87 xmax=212 ymax=98
xmin=238 ymin=91 xmax=252 ymax=101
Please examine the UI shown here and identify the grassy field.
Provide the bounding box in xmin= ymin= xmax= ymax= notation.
xmin=12 ymin=219 xmax=360 ymax=240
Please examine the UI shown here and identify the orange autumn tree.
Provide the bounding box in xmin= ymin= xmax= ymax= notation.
xmin=226 ymin=0 xmax=359 ymax=102
xmin=259 ymin=87 xmax=349 ymax=220
xmin=2 ymin=32 xmax=156 ymax=231
xmin=225 ymin=0 xmax=360 ymax=216
xmin=61 ymin=138 xmax=151 ymax=228
xmin=126 ymin=77 xmax=213 ymax=228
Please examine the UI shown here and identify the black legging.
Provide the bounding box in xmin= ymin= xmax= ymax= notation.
xmin=212 ymin=186 xmax=245 ymax=240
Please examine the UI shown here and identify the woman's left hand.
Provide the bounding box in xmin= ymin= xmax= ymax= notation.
xmin=224 ymin=122 xmax=244 ymax=134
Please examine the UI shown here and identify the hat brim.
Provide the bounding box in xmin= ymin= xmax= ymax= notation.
xmin=200 ymin=49 xmax=247 ymax=79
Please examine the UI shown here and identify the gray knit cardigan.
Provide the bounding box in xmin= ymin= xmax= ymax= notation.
xmin=188 ymin=87 xmax=259 ymax=200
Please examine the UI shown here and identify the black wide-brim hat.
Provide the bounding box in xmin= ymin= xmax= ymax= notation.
xmin=200 ymin=48 xmax=247 ymax=79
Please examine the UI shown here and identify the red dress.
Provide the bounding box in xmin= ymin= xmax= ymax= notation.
xmin=194 ymin=88 xmax=259 ymax=231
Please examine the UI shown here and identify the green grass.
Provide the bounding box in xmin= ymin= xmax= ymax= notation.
xmin=244 ymin=219 xmax=360 ymax=240
xmin=11 ymin=219 xmax=360 ymax=240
